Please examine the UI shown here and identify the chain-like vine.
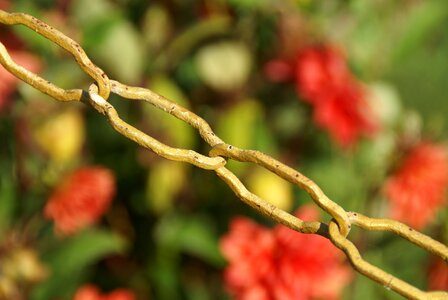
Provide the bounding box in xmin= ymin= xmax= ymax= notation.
xmin=0 ymin=10 xmax=447 ymax=300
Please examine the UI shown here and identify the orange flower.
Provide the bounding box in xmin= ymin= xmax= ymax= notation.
xmin=0 ymin=0 xmax=10 ymax=10
xmin=73 ymin=284 xmax=135 ymax=300
xmin=44 ymin=167 xmax=115 ymax=235
xmin=428 ymin=257 xmax=448 ymax=291
xmin=220 ymin=205 xmax=352 ymax=300
xmin=384 ymin=143 xmax=448 ymax=229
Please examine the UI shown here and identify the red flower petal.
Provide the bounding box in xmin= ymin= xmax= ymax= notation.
xmin=73 ymin=285 xmax=102 ymax=300
xmin=295 ymin=46 xmax=379 ymax=147
xmin=44 ymin=166 xmax=116 ymax=235
xmin=428 ymin=258 xmax=448 ymax=291
xmin=220 ymin=205 xmax=352 ymax=300
xmin=384 ymin=143 xmax=448 ymax=229
xmin=73 ymin=285 xmax=135 ymax=300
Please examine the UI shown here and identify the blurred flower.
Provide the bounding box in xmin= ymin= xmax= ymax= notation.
xmin=296 ymin=46 xmax=378 ymax=147
xmin=0 ymin=246 xmax=48 ymax=299
xmin=73 ymin=284 xmax=135 ymax=300
xmin=295 ymin=47 xmax=350 ymax=102
xmin=428 ymin=257 xmax=448 ymax=291
xmin=2 ymin=247 xmax=48 ymax=283
xmin=220 ymin=217 xmax=275 ymax=299
xmin=220 ymin=205 xmax=352 ymax=300
xmin=0 ymin=51 xmax=42 ymax=112
xmin=311 ymin=84 xmax=377 ymax=148
xmin=384 ymin=143 xmax=448 ymax=229
xmin=0 ymin=277 xmax=20 ymax=300
xmin=44 ymin=166 xmax=116 ymax=235
xmin=265 ymin=46 xmax=378 ymax=147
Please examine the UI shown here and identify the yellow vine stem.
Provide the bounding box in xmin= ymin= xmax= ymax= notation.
xmin=0 ymin=9 xmax=447 ymax=300
xmin=209 ymin=143 xmax=351 ymax=237
xmin=110 ymin=80 xmax=224 ymax=147
xmin=348 ymin=212 xmax=448 ymax=261
xmin=109 ymin=80 xmax=332 ymax=236
xmin=93 ymin=83 xmax=328 ymax=236
xmin=87 ymin=85 xmax=225 ymax=170
xmin=212 ymin=165 xmax=327 ymax=235
xmin=0 ymin=10 xmax=110 ymax=100
xmin=329 ymin=220 xmax=448 ymax=300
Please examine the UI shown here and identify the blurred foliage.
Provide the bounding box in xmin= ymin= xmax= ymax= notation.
xmin=0 ymin=0 xmax=447 ymax=299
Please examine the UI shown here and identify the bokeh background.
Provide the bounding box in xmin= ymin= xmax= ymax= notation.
xmin=0 ymin=0 xmax=447 ymax=299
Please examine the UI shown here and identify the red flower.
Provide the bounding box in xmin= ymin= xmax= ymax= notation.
xmin=295 ymin=47 xmax=351 ymax=102
xmin=428 ymin=258 xmax=448 ymax=291
xmin=220 ymin=205 xmax=352 ymax=300
xmin=384 ymin=143 xmax=448 ymax=229
xmin=295 ymin=46 xmax=378 ymax=147
xmin=265 ymin=46 xmax=378 ymax=147
xmin=310 ymin=83 xmax=377 ymax=148
xmin=73 ymin=284 xmax=135 ymax=300
xmin=44 ymin=166 xmax=116 ymax=235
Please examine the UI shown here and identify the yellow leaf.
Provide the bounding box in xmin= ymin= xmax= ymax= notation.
xmin=33 ymin=108 xmax=85 ymax=163
xmin=247 ymin=167 xmax=293 ymax=211
xmin=196 ymin=41 xmax=252 ymax=91
xmin=146 ymin=161 xmax=187 ymax=214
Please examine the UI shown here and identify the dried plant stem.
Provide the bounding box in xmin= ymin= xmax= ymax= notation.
xmin=0 ymin=9 xmax=446 ymax=300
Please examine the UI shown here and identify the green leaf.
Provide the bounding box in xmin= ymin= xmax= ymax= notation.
xmin=71 ymin=0 xmax=144 ymax=83
xmin=216 ymin=99 xmax=264 ymax=175
xmin=12 ymin=23 xmax=56 ymax=57
xmin=0 ymin=172 xmax=16 ymax=234
xmin=147 ymin=76 xmax=196 ymax=149
xmin=0 ymin=119 xmax=16 ymax=234
xmin=303 ymin=156 xmax=367 ymax=213
xmin=271 ymin=101 xmax=307 ymax=141
xmin=146 ymin=161 xmax=187 ymax=214
xmin=142 ymin=5 xmax=172 ymax=54
xmin=216 ymin=99 xmax=263 ymax=149
xmin=228 ymin=0 xmax=269 ymax=10
xmin=349 ymin=272 xmax=379 ymax=300
xmin=153 ymin=16 xmax=232 ymax=70
xmin=356 ymin=132 xmax=395 ymax=185
xmin=32 ymin=228 xmax=127 ymax=300
xmin=88 ymin=21 xmax=145 ymax=83
xmin=154 ymin=214 xmax=225 ymax=267
xmin=45 ymin=228 xmax=126 ymax=274
xmin=388 ymin=40 xmax=448 ymax=138
xmin=393 ymin=1 xmax=448 ymax=62
xmin=70 ymin=0 xmax=118 ymax=26
xmin=254 ymin=117 xmax=278 ymax=155
xmin=150 ymin=252 xmax=181 ymax=300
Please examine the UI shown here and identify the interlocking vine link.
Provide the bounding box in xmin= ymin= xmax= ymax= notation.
xmin=0 ymin=10 xmax=447 ymax=300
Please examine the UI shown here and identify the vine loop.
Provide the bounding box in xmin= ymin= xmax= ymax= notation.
xmin=0 ymin=9 xmax=446 ymax=300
